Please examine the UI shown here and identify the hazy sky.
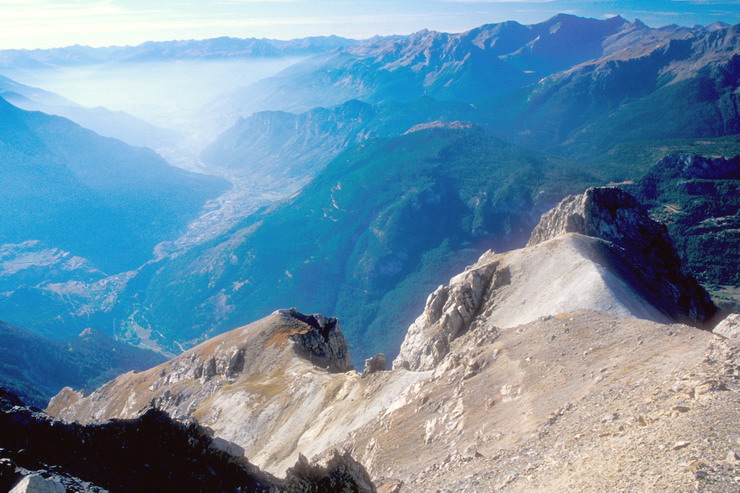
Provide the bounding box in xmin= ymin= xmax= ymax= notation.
xmin=0 ymin=0 xmax=737 ymax=50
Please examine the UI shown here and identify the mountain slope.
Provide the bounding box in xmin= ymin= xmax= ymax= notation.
xmin=0 ymin=73 xmax=177 ymax=149
xmin=49 ymin=188 xmax=735 ymax=491
xmin=200 ymin=97 xmax=477 ymax=179
xmin=0 ymin=97 xmax=230 ymax=274
xmin=134 ymin=128 xmax=596 ymax=361
xmin=0 ymin=320 xmax=166 ymax=408
xmin=480 ymin=23 xmax=739 ymax=158
xmin=628 ymin=154 xmax=739 ymax=285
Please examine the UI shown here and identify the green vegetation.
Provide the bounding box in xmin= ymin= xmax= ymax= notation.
xmin=140 ymin=128 xmax=598 ymax=362
xmin=0 ymin=321 xmax=165 ymax=408
xmin=625 ymin=152 xmax=739 ymax=303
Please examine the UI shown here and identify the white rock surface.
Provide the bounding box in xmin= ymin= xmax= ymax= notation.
xmin=10 ymin=474 xmax=66 ymax=493
xmin=394 ymin=234 xmax=669 ymax=371
xmin=713 ymin=313 xmax=740 ymax=339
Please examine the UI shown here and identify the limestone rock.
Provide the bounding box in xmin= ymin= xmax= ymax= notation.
xmin=394 ymin=187 xmax=718 ymax=373
xmin=394 ymin=251 xmax=502 ymax=371
xmin=527 ymin=187 xmax=716 ymax=325
xmin=10 ymin=475 xmax=66 ymax=493
xmin=713 ymin=313 xmax=740 ymax=339
xmin=281 ymin=308 xmax=354 ymax=373
xmin=362 ymin=354 xmax=387 ymax=377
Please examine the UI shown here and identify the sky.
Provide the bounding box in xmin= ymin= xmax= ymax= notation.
xmin=0 ymin=0 xmax=737 ymax=50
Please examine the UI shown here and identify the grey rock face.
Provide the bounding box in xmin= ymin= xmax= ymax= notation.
xmin=528 ymin=187 xmax=717 ymax=325
xmin=362 ymin=354 xmax=387 ymax=377
xmin=9 ymin=474 xmax=66 ymax=493
xmin=281 ymin=308 xmax=354 ymax=373
xmin=393 ymin=251 xmax=505 ymax=371
xmin=394 ymin=187 xmax=720 ymax=372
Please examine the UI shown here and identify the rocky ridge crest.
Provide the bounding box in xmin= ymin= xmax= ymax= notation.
xmin=528 ymin=187 xmax=716 ymax=324
xmin=394 ymin=187 xmax=717 ymax=371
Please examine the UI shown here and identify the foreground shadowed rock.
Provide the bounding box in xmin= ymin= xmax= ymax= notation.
xmin=0 ymin=388 xmax=374 ymax=492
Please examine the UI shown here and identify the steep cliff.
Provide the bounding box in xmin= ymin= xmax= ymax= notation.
xmin=528 ymin=187 xmax=716 ymax=324
xmin=395 ymin=187 xmax=716 ymax=371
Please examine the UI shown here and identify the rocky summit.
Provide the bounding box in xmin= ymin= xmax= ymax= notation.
xmin=527 ymin=187 xmax=717 ymax=324
xmin=44 ymin=187 xmax=738 ymax=491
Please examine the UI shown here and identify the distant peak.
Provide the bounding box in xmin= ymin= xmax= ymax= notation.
xmin=404 ymin=120 xmax=476 ymax=134
xmin=707 ymin=21 xmax=731 ymax=31
xmin=541 ymin=13 xmax=627 ymax=27
xmin=77 ymin=327 xmax=105 ymax=338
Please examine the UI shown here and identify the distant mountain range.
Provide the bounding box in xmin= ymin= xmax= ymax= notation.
xmin=204 ymin=18 xmax=737 ymax=183
xmin=0 ymin=35 xmax=359 ymax=68
xmin=0 ymin=74 xmax=178 ymax=149
xmin=216 ymin=15 xmax=734 ymax=120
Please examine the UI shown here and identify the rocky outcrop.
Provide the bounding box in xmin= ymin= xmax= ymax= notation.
xmin=527 ymin=187 xmax=716 ymax=325
xmin=394 ymin=255 xmax=506 ymax=371
xmin=281 ymin=308 xmax=354 ymax=373
xmin=714 ymin=313 xmax=740 ymax=339
xmin=0 ymin=389 xmax=374 ymax=492
xmin=362 ymin=354 xmax=387 ymax=377
xmin=394 ymin=188 xmax=718 ymax=371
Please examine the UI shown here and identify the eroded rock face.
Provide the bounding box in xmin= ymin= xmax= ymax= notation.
xmin=527 ymin=187 xmax=716 ymax=325
xmin=362 ymin=354 xmax=387 ymax=377
xmin=394 ymin=188 xmax=718 ymax=372
xmin=394 ymin=253 xmax=506 ymax=371
xmin=281 ymin=308 xmax=354 ymax=373
xmin=47 ymin=309 xmax=356 ymax=436
xmin=714 ymin=313 xmax=740 ymax=339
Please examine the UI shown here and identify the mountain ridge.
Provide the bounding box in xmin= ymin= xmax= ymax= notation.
xmin=47 ymin=187 xmax=736 ymax=491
